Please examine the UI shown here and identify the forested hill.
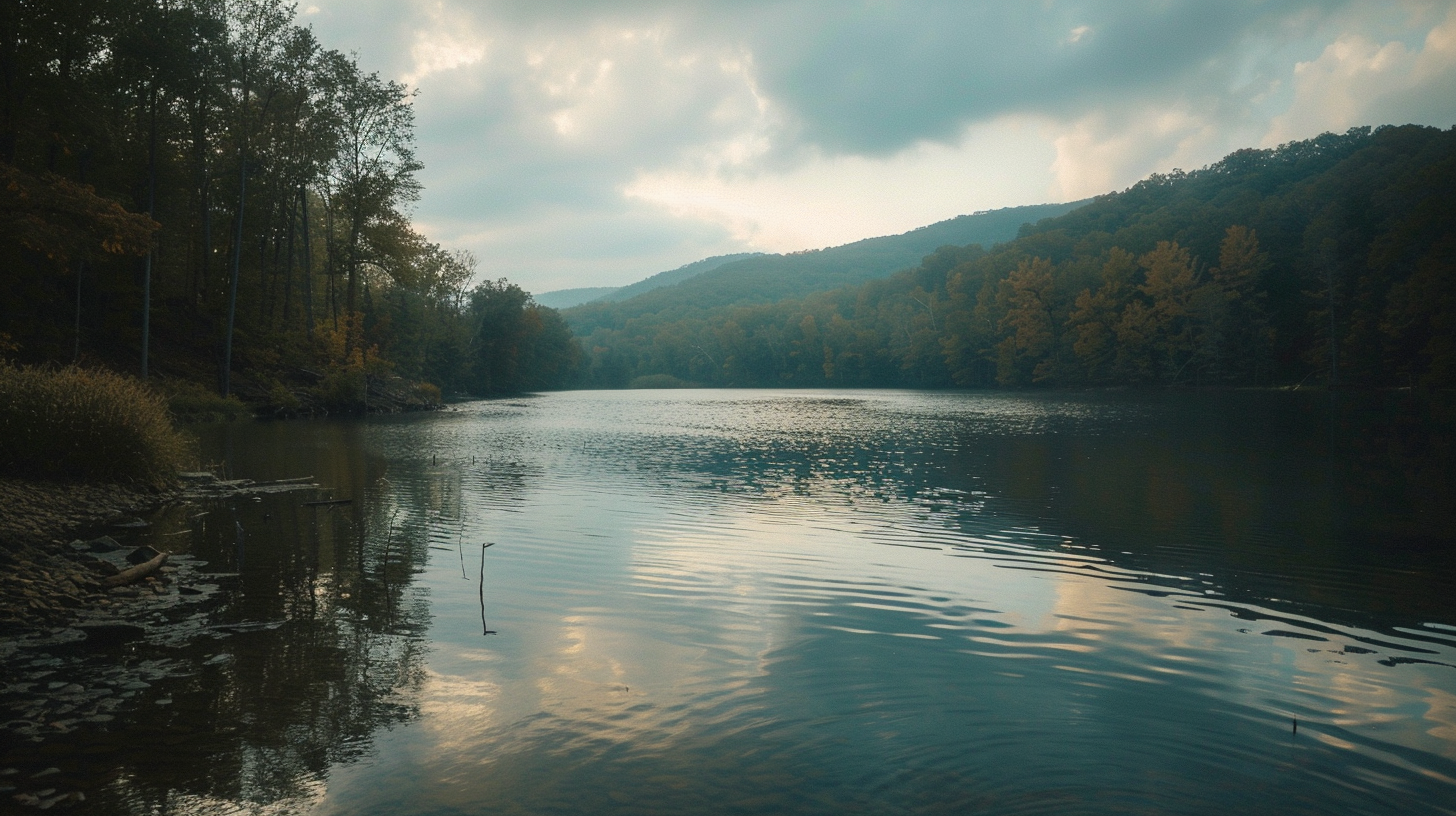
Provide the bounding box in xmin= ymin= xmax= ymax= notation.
xmin=534 ymin=287 xmax=622 ymax=310
xmin=563 ymin=201 xmax=1081 ymax=337
xmin=534 ymin=253 xmax=763 ymax=309
xmin=598 ymin=253 xmax=765 ymax=303
xmin=575 ymin=125 xmax=1456 ymax=390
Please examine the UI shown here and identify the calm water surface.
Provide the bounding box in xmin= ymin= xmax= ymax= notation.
xmin=4 ymin=389 xmax=1456 ymax=815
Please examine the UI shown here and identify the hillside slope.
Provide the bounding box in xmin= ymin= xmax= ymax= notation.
xmin=564 ymin=201 xmax=1081 ymax=335
xmin=572 ymin=124 xmax=1456 ymax=390
xmin=533 ymin=287 xmax=620 ymax=309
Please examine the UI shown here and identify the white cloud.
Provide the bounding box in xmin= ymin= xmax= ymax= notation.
xmin=624 ymin=117 xmax=1058 ymax=253
xmin=1049 ymin=104 xmax=1257 ymax=200
xmin=400 ymin=2 xmax=489 ymax=87
xmin=1264 ymin=3 xmax=1456 ymax=144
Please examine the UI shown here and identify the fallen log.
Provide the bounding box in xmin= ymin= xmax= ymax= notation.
xmin=302 ymin=498 xmax=352 ymax=507
xmin=252 ymin=476 xmax=315 ymax=487
xmin=101 ymin=551 xmax=169 ymax=588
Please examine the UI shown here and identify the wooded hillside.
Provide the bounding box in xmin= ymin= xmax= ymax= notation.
xmin=572 ymin=125 xmax=1456 ymax=390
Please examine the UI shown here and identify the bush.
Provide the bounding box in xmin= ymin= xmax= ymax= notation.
xmin=0 ymin=363 xmax=192 ymax=487
xmin=412 ymin=381 xmax=442 ymax=406
xmin=315 ymin=367 xmax=366 ymax=413
xmin=262 ymin=378 xmax=303 ymax=414
xmin=163 ymin=379 xmax=251 ymax=422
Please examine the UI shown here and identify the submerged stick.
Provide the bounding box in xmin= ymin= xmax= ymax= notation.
xmin=303 ymin=498 xmax=352 ymax=507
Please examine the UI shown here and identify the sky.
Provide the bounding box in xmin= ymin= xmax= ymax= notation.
xmin=296 ymin=0 xmax=1456 ymax=294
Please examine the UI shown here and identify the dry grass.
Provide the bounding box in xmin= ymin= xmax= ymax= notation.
xmin=0 ymin=362 xmax=191 ymax=487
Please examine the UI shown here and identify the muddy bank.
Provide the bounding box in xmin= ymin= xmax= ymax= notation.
xmin=0 ymin=479 xmax=179 ymax=630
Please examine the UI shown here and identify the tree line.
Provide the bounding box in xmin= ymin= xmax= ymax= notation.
xmin=572 ymin=125 xmax=1456 ymax=390
xmin=0 ymin=0 xmax=576 ymax=410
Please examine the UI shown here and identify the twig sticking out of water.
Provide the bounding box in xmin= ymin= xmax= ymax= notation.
xmin=458 ymin=513 xmax=467 ymax=579
xmin=480 ymin=542 xmax=496 ymax=636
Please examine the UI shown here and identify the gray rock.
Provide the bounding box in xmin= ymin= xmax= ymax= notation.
xmin=125 ymin=546 xmax=161 ymax=565
xmin=84 ymin=537 xmax=121 ymax=554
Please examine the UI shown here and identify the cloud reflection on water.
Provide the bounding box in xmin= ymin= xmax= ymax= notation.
xmin=294 ymin=389 xmax=1456 ymax=814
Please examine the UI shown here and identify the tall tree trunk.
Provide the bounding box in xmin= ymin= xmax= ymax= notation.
xmin=0 ymin=0 xmax=18 ymax=163
xmin=72 ymin=261 xmax=84 ymax=363
xmin=222 ymin=59 xmax=249 ymax=397
xmin=141 ymin=81 xmax=158 ymax=379
xmin=256 ymin=225 xmax=268 ymax=323
xmin=344 ymin=203 xmax=362 ymax=354
xmin=197 ymin=166 xmax=209 ymax=304
xmin=325 ymin=203 xmax=337 ymax=327
xmin=301 ymin=187 xmax=313 ymax=339
xmin=282 ymin=188 xmax=296 ymax=325
xmin=222 ymin=161 xmax=245 ymax=396
xmin=346 ymin=206 xmax=361 ymax=316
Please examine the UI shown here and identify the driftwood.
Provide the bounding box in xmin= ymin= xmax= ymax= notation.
xmin=303 ymin=498 xmax=352 ymax=507
xmin=252 ymin=476 xmax=314 ymax=487
xmin=101 ymin=551 xmax=169 ymax=588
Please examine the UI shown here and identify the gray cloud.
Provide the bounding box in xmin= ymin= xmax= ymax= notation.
xmin=303 ymin=0 xmax=1453 ymax=292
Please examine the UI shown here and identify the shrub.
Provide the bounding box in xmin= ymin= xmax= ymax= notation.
xmin=262 ymin=378 xmax=303 ymax=414
xmin=163 ymin=379 xmax=251 ymax=423
xmin=0 ymin=363 xmax=191 ymax=487
xmin=315 ymin=367 xmax=366 ymax=413
xmin=412 ymin=381 xmax=442 ymax=406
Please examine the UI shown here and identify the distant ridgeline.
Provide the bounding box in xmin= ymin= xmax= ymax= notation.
xmin=570 ymin=125 xmax=1456 ymax=390
xmin=563 ymin=202 xmax=1079 ymax=338
xmin=536 ymin=253 xmax=766 ymax=309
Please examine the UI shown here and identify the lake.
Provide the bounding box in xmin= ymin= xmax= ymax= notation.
xmin=3 ymin=389 xmax=1456 ymax=814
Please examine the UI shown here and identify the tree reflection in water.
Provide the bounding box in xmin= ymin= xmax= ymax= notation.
xmin=3 ymin=393 xmax=1451 ymax=814
xmin=0 ymin=420 xmax=471 ymax=813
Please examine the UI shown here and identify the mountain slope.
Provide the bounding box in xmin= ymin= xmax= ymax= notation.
xmin=571 ymin=124 xmax=1456 ymax=390
xmin=599 ymin=253 xmax=764 ymax=303
xmin=533 ymin=287 xmax=620 ymax=309
xmin=564 ymin=201 xmax=1082 ymax=335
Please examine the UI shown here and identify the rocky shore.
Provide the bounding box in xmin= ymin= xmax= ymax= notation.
xmin=0 ymin=479 xmax=179 ymax=630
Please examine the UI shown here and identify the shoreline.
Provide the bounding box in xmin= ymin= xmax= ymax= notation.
xmin=0 ymin=478 xmax=179 ymax=630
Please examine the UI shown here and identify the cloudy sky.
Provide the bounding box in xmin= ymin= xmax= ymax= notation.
xmin=298 ymin=0 xmax=1456 ymax=294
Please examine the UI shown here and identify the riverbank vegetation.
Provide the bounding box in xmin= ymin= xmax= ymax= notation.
xmin=569 ymin=125 xmax=1456 ymax=390
xmin=0 ymin=362 xmax=189 ymax=487
xmin=0 ymin=0 xmax=576 ymax=412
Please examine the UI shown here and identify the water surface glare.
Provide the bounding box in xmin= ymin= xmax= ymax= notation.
xmin=5 ymin=389 xmax=1456 ymax=815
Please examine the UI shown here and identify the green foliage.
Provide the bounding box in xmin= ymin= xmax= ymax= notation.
xmin=564 ymin=203 xmax=1078 ymax=340
xmin=264 ymin=378 xmax=303 ymax=414
xmin=573 ymin=125 xmax=1456 ymax=391
xmin=0 ymin=0 xmax=580 ymax=405
xmin=163 ymin=380 xmax=252 ymax=423
xmin=412 ymin=381 xmax=442 ymax=405
xmin=316 ymin=367 xmax=367 ymax=413
xmin=0 ymin=363 xmax=191 ymax=486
